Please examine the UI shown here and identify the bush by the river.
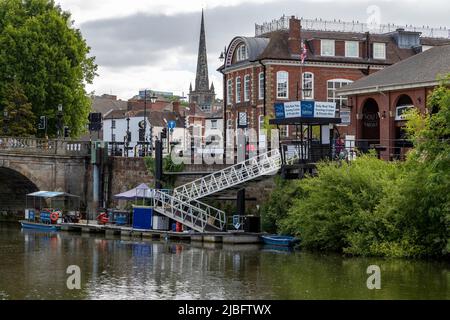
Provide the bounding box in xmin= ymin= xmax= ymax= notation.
xmin=262 ymin=76 xmax=450 ymax=258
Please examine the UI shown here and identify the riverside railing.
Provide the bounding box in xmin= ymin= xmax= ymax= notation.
xmin=0 ymin=137 xmax=91 ymax=156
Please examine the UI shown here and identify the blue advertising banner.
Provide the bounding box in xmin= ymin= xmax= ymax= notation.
xmin=274 ymin=103 xmax=285 ymax=119
xmin=301 ymin=101 xmax=315 ymax=118
xmin=273 ymin=101 xmax=336 ymax=119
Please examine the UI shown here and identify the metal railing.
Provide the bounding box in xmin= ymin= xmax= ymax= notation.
xmin=151 ymin=190 xmax=226 ymax=232
xmin=255 ymin=15 xmax=450 ymax=38
xmin=173 ymin=149 xmax=283 ymax=202
xmin=0 ymin=137 xmax=90 ymax=156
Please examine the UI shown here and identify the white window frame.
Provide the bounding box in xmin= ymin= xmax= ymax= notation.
xmin=327 ymin=79 xmax=353 ymax=110
xmin=302 ymin=72 xmax=314 ymax=100
xmin=345 ymin=41 xmax=359 ymax=58
xmin=235 ymin=76 xmax=241 ymax=103
xmin=276 ymin=71 xmax=289 ymax=99
xmin=244 ymin=74 xmax=251 ymax=102
xmin=236 ymin=44 xmax=248 ymax=62
xmin=227 ymin=79 xmax=233 ymax=105
xmin=258 ymin=72 xmax=264 ymax=100
xmin=373 ymin=42 xmax=386 ymax=59
xmin=321 ymin=39 xmax=335 ymax=56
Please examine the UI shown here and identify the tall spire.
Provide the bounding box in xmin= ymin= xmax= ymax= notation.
xmin=194 ymin=9 xmax=209 ymax=92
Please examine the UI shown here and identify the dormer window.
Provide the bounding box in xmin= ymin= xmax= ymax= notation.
xmin=373 ymin=42 xmax=386 ymax=59
xmin=321 ymin=39 xmax=335 ymax=56
xmin=345 ymin=41 xmax=359 ymax=58
xmin=236 ymin=44 xmax=248 ymax=62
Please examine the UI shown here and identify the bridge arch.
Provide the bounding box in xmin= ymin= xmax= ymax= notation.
xmin=0 ymin=166 xmax=40 ymax=216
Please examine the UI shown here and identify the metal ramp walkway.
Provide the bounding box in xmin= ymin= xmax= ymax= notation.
xmin=152 ymin=149 xmax=292 ymax=232
xmin=152 ymin=190 xmax=226 ymax=232
xmin=173 ymin=149 xmax=283 ymax=202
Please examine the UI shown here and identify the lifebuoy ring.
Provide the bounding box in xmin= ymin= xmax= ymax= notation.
xmin=50 ymin=212 xmax=59 ymax=222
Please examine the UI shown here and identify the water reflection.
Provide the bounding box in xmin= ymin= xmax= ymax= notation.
xmin=0 ymin=223 xmax=448 ymax=300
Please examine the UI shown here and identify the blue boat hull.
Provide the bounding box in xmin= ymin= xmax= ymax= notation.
xmin=20 ymin=221 xmax=61 ymax=231
xmin=261 ymin=235 xmax=299 ymax=247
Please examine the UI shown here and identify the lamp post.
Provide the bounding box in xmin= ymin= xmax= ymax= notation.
xmin=125 ymin=116 xmax=130 ymax=157
xmin=3 ymin=110 xmax=8 ymax=135
xmin=143 ymin=91 xmax=157 ymax=157
xmin=56 ymin=104 xmax=63 ymax=139
xmin=219 ymin=47 xmax=227 ymax=163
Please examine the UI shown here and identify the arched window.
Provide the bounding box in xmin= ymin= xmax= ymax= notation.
xmin=236 ymin=44 xmax=248 ymax=62
xmin=235 ymin=77 xmax=241 ymax=103
xmin=277 ymin=71 xmax=289 ymax=99
xmin=244 ymin=75 xmax=251 ymax=102
xmin=258 ymin=72 xmax=264 ymax=100
xmin=327 ymin=79 xmax=353 ymax=109
xmin=302 ymin=72 xmax=314 ymax=100
xmin=227 ymin=79 xmax=233 ymax=105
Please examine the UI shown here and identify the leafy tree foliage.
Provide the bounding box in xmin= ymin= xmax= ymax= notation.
xmin=0 ymin=0 xmax=97 ymax=137
xmin=1 ymin=81 xmax=36 ymax=136
xmin=263 ymin=75 xmax=450 ymax=258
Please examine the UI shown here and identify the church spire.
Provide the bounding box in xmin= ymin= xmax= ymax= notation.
xmin=194 ymin=9 xmax=209 ymax=92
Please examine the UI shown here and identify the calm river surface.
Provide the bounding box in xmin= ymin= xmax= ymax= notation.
xmin=0 ymin=223 xmax=448 ymax=300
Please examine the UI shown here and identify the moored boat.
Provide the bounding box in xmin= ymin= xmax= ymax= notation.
xmin=260 ymin=235 xmax=300 ymax=247
xmin=20 ymin=220 xmax=61 ymax=231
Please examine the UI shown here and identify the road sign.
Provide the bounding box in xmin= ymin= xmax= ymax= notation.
xmin=168 ymin=120 xmax=176 ymax=130
xmin=233 ymin=215 xmax=241 ymax=230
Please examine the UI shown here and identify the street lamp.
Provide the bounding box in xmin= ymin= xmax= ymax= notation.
xmin=56 ymin=104 xmax=63 ymax=139
xmin=143 ymin=90 xmax=157 ymax=157
xmin=125 ymin=116 xmax=130 ymax=157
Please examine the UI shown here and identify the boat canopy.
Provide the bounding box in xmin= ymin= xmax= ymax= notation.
xmin=27 ymin=191 xmax=80 ymax=198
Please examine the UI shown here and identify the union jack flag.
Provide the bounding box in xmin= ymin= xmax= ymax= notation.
xmin=300 ymin=40 xmax=307 ymax=64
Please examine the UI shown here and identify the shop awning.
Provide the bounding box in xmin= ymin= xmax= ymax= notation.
xmin=27 ymin=191 xmax=80 ymax=198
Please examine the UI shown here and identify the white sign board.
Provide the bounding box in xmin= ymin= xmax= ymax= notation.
xmin=314 ymin=101 xmax=336 ymax=118
xmin=284 ymin=101 xmax=302 ymax=118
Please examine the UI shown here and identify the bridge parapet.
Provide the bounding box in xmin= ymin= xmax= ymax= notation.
xmin=0 ymin=137 xmax=90 ymax=157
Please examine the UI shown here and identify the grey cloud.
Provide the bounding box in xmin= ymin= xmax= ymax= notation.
xmin=80 ymin=0 xmax=450 ymax=72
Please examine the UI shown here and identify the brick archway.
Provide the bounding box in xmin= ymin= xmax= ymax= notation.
xmin=361 ymin=98 xmax=380 ymax=145
xmin=0 ymin=166 xmax=40 ymax=215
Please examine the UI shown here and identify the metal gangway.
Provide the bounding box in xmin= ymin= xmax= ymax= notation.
xmin=153 ymin=149 xmax=292 ymax=232
xmin=173 ymin=149 xmax=284 ymax=202
xmin=151 ymin=190 xmax=226 ymax=232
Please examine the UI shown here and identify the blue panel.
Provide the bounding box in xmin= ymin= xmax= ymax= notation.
xmin=274 ymin=103 xmax=285 ymax=119
xmin=132 ymin=207 xmax=153 ymax=230
xmin=301 ymin=101 xmax=315 ymax=118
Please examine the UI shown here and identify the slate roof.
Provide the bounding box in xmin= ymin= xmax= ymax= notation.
xmin=337 ymin=44 xmax=450 ymax=94
xmin=91 ymin=96 xmax=127 ymax=116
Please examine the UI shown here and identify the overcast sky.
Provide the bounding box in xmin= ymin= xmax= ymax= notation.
xmin=56 ymin=0 xmax=450 ymax=100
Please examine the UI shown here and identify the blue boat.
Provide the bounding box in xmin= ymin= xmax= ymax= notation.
xmin=260 ymin=235 xmax=300 ymax=247
xmin=20 ymin=220 xmax=61 ymax=231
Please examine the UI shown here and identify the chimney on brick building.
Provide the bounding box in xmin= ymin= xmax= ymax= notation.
xmin=173 ymin=101 xmax=183 ymax=116
xmin=288 ymin=16 xmax=301 ymax=55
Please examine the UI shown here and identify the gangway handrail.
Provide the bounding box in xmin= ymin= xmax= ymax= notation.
xmin=173 ymin=149 xmax=283 ymax=201
xmin=152 ymin=190 xmax=226 ymax=232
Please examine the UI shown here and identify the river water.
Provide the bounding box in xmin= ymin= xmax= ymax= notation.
xmin=0 ymin=223 xmax=448 ymax=300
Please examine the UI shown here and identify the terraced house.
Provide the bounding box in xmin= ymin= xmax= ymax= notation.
xmin=218 ymin=15 xmax=450 ymax=149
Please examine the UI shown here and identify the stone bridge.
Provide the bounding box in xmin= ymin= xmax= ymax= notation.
xmin=0 ymin=137 xmax=92 ymax=216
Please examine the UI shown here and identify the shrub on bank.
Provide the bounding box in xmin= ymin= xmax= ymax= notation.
xmin=264 ymin=76 xmax=450 ymax=258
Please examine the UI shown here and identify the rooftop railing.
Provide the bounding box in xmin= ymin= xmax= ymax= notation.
xmin=255 ymin=15 xmax=450 ymax=39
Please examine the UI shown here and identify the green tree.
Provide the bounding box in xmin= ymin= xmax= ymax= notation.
xmin=0 ymin=0 xmax=97 ymax=137
xmin=1 ymin=81 xmax=36 ymax=136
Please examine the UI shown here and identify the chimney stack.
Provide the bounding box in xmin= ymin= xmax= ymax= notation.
xmin=288 ymin=16 xmax=301 ymax=55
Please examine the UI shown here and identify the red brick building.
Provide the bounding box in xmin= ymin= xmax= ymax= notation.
xmin=218 ymin=15 xmax=450 ymax=147
xmin=338 ymin=44 xmax=450 ymax=160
